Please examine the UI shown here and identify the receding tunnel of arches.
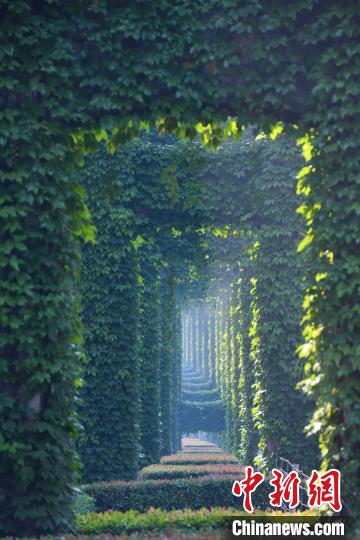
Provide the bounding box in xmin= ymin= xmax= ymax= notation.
xmin=2 ymin=4 xmax=358 ymax=535
xmin=78 ymin=130 xmax=319 ymax=484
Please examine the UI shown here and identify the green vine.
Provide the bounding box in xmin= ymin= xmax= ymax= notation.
xmin=1 ymin=2 xmax=358 ymax=529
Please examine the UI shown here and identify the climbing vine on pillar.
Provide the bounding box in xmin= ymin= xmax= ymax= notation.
xmin=79 ymin=155 xmax=140 ymax=482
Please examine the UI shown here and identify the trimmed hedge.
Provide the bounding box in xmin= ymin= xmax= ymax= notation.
xmin=181 ymin=448 xmax=224 ymax=454
xmin=76 ymin=508 xmax=318 ymax=536
xmin=182 ymin=382 xmax=214 ymax=391
xmin=182 ymin=400 xmax=224 ymax=409
xmin=161 ymin=453 xmax=237 ymax=465
xmin=180 ymin=400 xmax=225 ymax=432
xmin=182 ymin=388 xmax=220 ymax=402
xmin=182 ymin=438 xmax=216 ymax=447
xmin=182 ymin=368 xmax=198 ymax=376
xmin=141 ymin=464 xmax=242 ymax=480
xmin=76 ymin=507 xmax=241 ymax=535
xmin=182 ymin=375 xmax=208 ymax=383
xmin=83 ymin=474 xmax=271 ymax=513
xmin=75 ymin=507 xmax=316 ymax=536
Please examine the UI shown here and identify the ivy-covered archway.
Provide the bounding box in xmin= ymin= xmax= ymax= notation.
xmin=78 ymin=133 xmax=318 ymax=482
xmin=1 ymin=1 xmax=358 ymax=534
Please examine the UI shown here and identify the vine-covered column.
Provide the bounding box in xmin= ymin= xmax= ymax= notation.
xmin=138 ymin=246 xmax=162 ymax=465
xmin=159 ymin=267 xmax=175 ymax=455
xmin=228 ymin=279 xmax=241 ymax=452
xmin=215 ymin=297 xmax=223 ymax=389
xmin=238 ymin=261 xmax=258 ymax=464
xmin=172 ymin=298 xmax=182 ymax=450
xmin=189 ymin=311 xmax=194 ymax=370
xmin=218 ymin=287 xmax=232 ymax=446
xmin=182 ymin=312 xmax=187 ymax=369
xmin=250 ymin=151 xmax=318 ymax=470
xmin=79 ymin=182 xmax=140 ymax=482
xmin=187 ymin=311 xmax=193 ymax=370
xmin=197 ymin=304 xmax=204 ymax=375
xmin=202 ymin=303 xmax=210 ymax=379
xmin=0 ymin=150 xmax=87 ymax=535
xmin=208 ymin=302 xmax=217 ymax=384
xmin=299 ymin=17 xmax=359 ymax=511
xmin=191 ymin=307 xmax=197 ymax=372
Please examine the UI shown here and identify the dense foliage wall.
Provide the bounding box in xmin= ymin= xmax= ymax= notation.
xmin=1 ymin=1 xmax=358 ymax=530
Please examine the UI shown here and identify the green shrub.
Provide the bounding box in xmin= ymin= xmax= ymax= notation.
xmin=161 ymin=453 xmax=238 ymax=465
xmin=141 ymin=463 xmax=242 ymax=480
xmin=73 ymin=492 xmax=96 ymax=514
xmin=83 ymin=475 xmax=270 ymax=513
